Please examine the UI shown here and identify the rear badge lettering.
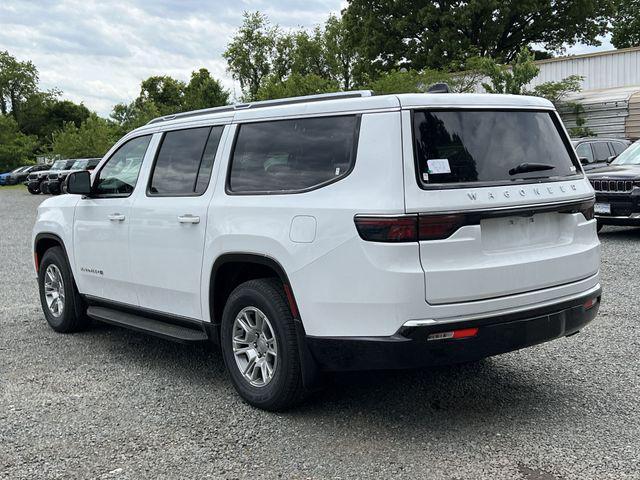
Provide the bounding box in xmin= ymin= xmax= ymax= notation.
xmin=466 ymin=184 xmax=577 ymax=202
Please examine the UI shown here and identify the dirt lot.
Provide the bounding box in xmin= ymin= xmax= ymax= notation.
xmin=1 ymin=186 xmax=638 ymax=479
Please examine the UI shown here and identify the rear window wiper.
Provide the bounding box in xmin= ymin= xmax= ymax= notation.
xmin=509 ymin=162 xmax=556 ymax=176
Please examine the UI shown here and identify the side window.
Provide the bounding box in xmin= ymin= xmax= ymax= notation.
xmin=576 ymin=143 xmax=594 ymax=163
xmin=611 ymin=142 xmax=627 ymax=156
xmin=229 ymin=115 xmax=359 ymax=193
xmin=94 ymin=135 xmax=152 ymax=196
xmin=593 ymin=141 xmax=611 ymax=162
xmin=149 ymin=126 xmax=224 ymax=196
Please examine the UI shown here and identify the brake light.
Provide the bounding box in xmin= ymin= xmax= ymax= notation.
xmin=355 ymin=214 xmax=468 ymax=242
xmin=418 ymin=214 xmax=466 ymax=240
xmin=354 ymin=216 xmax=418 ymax=242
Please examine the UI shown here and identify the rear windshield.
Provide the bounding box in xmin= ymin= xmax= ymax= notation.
xmin=413 ymin=109 xmax=580 ymax=186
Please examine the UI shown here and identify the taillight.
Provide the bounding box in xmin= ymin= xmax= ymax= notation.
xmin=354 ymin=216 xmax=418 ymax=242
xmin=418 ymin=214 xmax=467 ymax=240
xmin=355 ymin=214 xmax=468 ymax=242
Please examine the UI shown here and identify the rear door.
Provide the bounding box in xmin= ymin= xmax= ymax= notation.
xmin=402 ymin=108 xmax=599 ymax=305
xmin=128 ymin=124 xmax=227 ymax=320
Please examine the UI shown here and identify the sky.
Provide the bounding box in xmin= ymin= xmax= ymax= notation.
xmin=0 ymin=0 xmax=613 ymax=117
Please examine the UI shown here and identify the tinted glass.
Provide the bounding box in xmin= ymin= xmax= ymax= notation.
xmin=72 ymin=159 xmax=89 ymax=170
xmin=413 ymin=110 xmax=578 ymax=185
xmin=229 ymin=116 xmax=358 ymax=193
xmin=576 ymin=143 xmax=594 ymax=163
xmin=195 ymin=126 xmax=224 ymax=194
xmin=87 ymin=159 xmax=101 ymax=169
xmin=50 ymin=160 xmax=66 ymax=170
xmin=613 ymin=141 xmax=640 ymax=165
xmin=95 ymin=135 xmax=151 ymax=196
xmin=149 ymin=127 xmax=211 ymax=195
xmin=593 ymin=141 xmax=611 ymax=161
xmin=611 ymin=141 xmax=627 ymax=156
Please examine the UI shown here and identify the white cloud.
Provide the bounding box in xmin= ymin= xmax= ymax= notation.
xmin=0 ymin=0 xmax=343 ymax=116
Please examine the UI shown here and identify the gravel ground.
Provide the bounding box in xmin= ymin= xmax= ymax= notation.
xmin=1 ymin=186 xmax=639 ymax=480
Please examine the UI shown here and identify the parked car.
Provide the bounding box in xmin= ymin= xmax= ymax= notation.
xmin=586 ymin=139 xmax=640 ymax=231
xmin=33 ymin=91 xmax=601 ymax=411
xmin=5 ymin=164 xmax=51 ymax=185
xmin=42 ymin=158 xmax=101 ymax=195
xmin=0 ymin=166 xmax=29 ymax=185
xmin=572 ymin=137 xmax=631 ymax=171
xmin=26 ymin=160 xmax=75 ymax=194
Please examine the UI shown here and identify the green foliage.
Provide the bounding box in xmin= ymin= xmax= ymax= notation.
xmin=367 ymin=69 xmax=451 ymax=94
xmin=49 ymin=114 xmax=119 ymax=158
xmin=611 ymin=0 xmax=640 ymax=49
xmin=0 ymin=51 xmax=39 ymax=119
xmin=342 ymin=0 xmax=612 ymax=73
xmin=323 ymin=14 xmax=361 ymax=89
xmin=0 ymin=115 xmax=37 ymax=172
xmin=476 ymin=49 xmax=540 ymax=95
xmin=568 ymin=103 xmax=595 ymax=137
xmin=255 ymin=74 xmax=338 ymax=101
xmin=533 ymin=75 xmax=584 ymax=105
xmin=183 ymin=68 xmax=230 ymax=111
xmin=223 ymin=12 xmax=278 ymax=100
xmin=110 ymin=68 xmax=229 ymax=133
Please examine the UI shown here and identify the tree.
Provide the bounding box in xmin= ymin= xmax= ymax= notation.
xmin=138 ymin=75 xmax=185 ymax=115
xmin=183 ymin=68 xmax=229 ymax=111
xmin=110 ymin=100 xmax=161 ymax=134
xmin=475 ymin=49 xmax=540 ymax=95
xmin=533 ymin=75 xmax=584 ymax=106
xmin=255 ymin=74 xmax=338 ymax=101
xmin=0 ymin=51 xmax=39 ymax=119
xmin=342 ymin=0 xmax=613 ymax=73
xmin=50 ymin=114 xmax=119 ymax=158
xmin=0 ymin=115 xmax=37 ymax=172
xmin=611 ymin=0 xmax=640 ymax=48
xmin=323 ymin=15 xmax=361 ymax=90
xmin=223 ymin=12 xmax=278 ymax=100
xmin=367 ymin=69 xmax=451 ymax=94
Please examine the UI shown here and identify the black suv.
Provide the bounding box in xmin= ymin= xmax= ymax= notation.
xmin=587 ymin=140 xmax=640 ymax=230
xmin=572 ymin=137 xmax=631 ymax=171
xmin=42 ymin=158 xmax=101 ymax=195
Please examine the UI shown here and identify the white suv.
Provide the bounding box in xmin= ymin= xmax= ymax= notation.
xmin=32 ymin=90 xmax=602 ymax=410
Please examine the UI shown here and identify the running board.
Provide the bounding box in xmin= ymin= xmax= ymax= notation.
xmin=87 ymin=306 xmax=209 ymax=344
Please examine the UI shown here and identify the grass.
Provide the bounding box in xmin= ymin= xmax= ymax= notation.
xmin=0 ymin=183 xmax=27 ymax=190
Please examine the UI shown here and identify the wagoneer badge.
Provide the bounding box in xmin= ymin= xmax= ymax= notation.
xmin=467 ymin=184 xmax=578 ymax=201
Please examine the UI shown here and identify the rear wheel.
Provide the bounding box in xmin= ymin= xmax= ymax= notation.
xmin=220 ymin=278 xmax=305 ymax=411
xmin=38 ymin=247 xmax=89 ymax=333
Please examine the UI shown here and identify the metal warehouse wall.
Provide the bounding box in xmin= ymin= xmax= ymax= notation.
xmin=530 ymin=47 xmax=640 ymax=90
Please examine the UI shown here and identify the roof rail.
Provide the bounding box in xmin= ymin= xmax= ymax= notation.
xmin=146 ymin=90 xmax=374 ymax=125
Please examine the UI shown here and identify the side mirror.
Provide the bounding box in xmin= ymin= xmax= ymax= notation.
xmin=66 ymin=170 xmax=92 ymax=195
xmin=607 ymin=155 xmax=617 ymax=163
xmin=579 ymin=157 xmax=589 ymax=165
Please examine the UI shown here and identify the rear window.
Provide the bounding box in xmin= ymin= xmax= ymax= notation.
xmin=228 ymin=115 xmax=359 ymax=194
xmin=413 ymin=110 xmax=580 ymax=186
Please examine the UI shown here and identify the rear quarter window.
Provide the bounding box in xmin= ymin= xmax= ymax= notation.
xmin=228 ymin=115 xmax=359 ymax=194
xmin=413 ymin=109 xmax=580 ymax=187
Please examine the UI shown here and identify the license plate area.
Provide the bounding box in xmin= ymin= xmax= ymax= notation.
xmin=594 ymin=202 xmax=611 ymax=215
xmin=481 ymin=213 xmax=567 ymax=252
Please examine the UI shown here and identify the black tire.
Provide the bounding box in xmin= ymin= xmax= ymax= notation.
xmin=220 ymin=278 xmax=305 ymax=411
xmin=38 ymin=247 xmax=89 ymax=333
xmin=27 ymin=183 xmax=40 ymax=194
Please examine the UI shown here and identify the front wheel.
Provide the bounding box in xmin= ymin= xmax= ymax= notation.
xmin=38 ymin=247 xmax=89 ymax=332
xmin=220 ymin=278 xmax=305 ymax=411
xmin=27 ymin=183 xmax=40 ymax=194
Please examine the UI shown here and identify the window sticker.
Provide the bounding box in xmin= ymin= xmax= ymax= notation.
xmin=427 ymin=158 xmax=451 ymax=174
xmin=422 ymin=172 xmax=429 ymax=181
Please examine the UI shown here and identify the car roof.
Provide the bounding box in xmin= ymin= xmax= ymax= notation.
xmin=130 ymin=91 xmax=556 ymax=137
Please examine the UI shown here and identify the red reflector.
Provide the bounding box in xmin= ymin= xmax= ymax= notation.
xmin=452 ymin=327 xmax=479 ymax=339
xmin=427 ymin=327 xmax=479 ymax=341
xmin=583 ymin=297 xmax=597 ymax=310
xmin=418 ymin=214 xmax=467 ymax=240
xmin=354 ymin=216 xmax=418 ymax=242
xmin=34 ymin=251 xmax=39 ymax=273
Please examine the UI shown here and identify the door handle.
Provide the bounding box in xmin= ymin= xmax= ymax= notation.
xmin=178 ymin=214 xmax=200 ymax=224
xmin=108 ymin=213 xmax=126 ymax=222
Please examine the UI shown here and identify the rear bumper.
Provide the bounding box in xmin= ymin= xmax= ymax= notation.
xmin=306 ymin=286 xmax=601 ymax=371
